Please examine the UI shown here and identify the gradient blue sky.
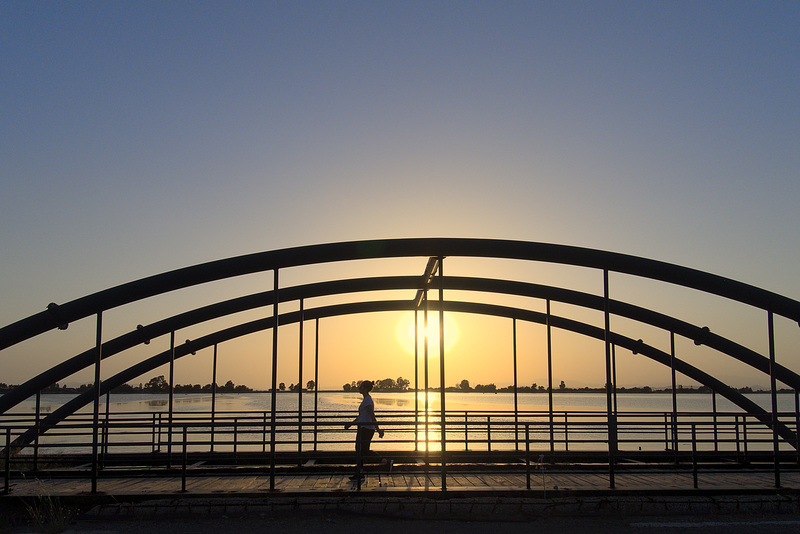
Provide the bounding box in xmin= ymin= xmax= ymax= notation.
xmin=2 ymin=2 xmax=799 ymax=388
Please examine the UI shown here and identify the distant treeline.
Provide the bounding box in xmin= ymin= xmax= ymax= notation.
xmin=0 ymin=377 xmax=786 ymax=396
xmin=337 ymin=378 xmax=783 ymax=395
xmin=0 ymin=375 xmax=253 ymax=394
xmin=446 ymin=379 xmax=778 ymax=394
xmin=343 ymin=377 xmax=411 ymax=392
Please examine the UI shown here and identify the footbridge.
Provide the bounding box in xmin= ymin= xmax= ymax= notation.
xmin=2 ymin=238 xmax=800 ymax=496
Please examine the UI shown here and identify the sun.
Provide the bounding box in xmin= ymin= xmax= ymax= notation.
xmin=395 ymin=312 xmax=459 ymax=355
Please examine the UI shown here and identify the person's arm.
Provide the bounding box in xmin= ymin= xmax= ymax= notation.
xmin=366 ymin=403 xmax=384 ymax=438
xmin=344 ymin=416 xmax=358 ymax=430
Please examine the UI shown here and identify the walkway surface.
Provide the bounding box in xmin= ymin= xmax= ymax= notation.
xmin=4 ymin=471 xmax=800 ymax=533
xmin=6 ymin=469 xmax=800 ymax=497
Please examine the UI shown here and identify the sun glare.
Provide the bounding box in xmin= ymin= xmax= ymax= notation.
xmin=395 ymin=313 xmax=459 ymax=355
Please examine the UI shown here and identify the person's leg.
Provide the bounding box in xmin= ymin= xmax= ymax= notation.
xmin=352 ymin=427 xmax=374 ymax=480
xmin=353 ymin=428 xmax=364 ymax=480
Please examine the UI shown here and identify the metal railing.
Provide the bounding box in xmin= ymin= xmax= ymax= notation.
xmin=3 ymin=408 xmax=798 ymax=495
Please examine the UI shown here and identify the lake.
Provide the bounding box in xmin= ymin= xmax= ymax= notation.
xmin=4 ymin=391 xmax=796 ymax=455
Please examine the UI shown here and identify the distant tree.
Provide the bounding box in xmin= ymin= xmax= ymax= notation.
xmin=306 ymin=380 xmax=315 ymax=391
xmin=531 ymin=383 xmax=537 ymax=391
xmin=279 ymin=382 xmax=286 ymax=391
xmin=375 ymin=378 xmax=396 ymax=391
xmin=343 ymin=383 xmax=352 ymax=392
xmin=145 ymin=375 xmax=169 ymax=392
xmin=396 ymin=377 xmax=410 ymax=390
xmin=458 ymin=379 xmax=471 ymax=391
xmin=559 ymin=380 xmax=566 ymax=390
xmin=111 ymin=383 xmax=137 ymax=394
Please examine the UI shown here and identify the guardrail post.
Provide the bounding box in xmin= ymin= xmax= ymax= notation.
xmin=464 ymin=412 xmax=469 ymax=451
xmin=525 ymin=424 xmax=531 ymax=490
xmin=181 ymin=425 xmax=188 ymax=492
xmin=742 ymin=417 xmax=748 ymax=462
xmin=261 ymin=412 xmax=267 ymax=453
xmin=795 ymin=390 xmax=800 ymax=465
xmin=4 ymin=428 xmax=10 ymax=495
xmin=487 ymin=416 xmax=492 ymax=452
xmin=712 ymin=392 xmax=718 ymax=452
xmin=34 ymin=392 xmax=40 ymax=471
xmin=691 ymin=423 xmax=698 ymax=489
xmin=767 ymin=311 xmax=781 ymax=488
xmin=564 ymin=414 xmax=569 ymax=451
xmin=233 ymin=418 xmax=239 ymax=460
xmin=91 ymin=311 xmax=103 ymax=494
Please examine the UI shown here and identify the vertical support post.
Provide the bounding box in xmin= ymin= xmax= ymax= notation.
xmin=525 ymin=424 xmax=531 ymax=490
xmin=670 ymin=332 xmax=678 ymax=460
xmin=712 ymin=392 xmax=718 ymax=452
xmin=298 ymin=298 xmax=304 ymax=455
xmin=464 ymin=412 xmax=469 ymax=450
xmin=314 ymin=318 xmax=319 ymax=451
xmin=104 ymin=392 xmax=110 ymax=457
xmin=34 ymin=392 xmax=40 ymax=471
xmin=768 ymin=311 xmax=781 ymax=488
xmin=181 ymin=425 xmax=188 ymax=492
xmin=4 ymin=428 xmax=11 ymax=495
xmin=151 ymin=413 xmax=157 ymax=453
xmin=211 ymin=344 xmax=218 ymax=452
xmin=438 ymin=255 xmax=447 ymax=491
xmin=512 ymin=318 xmax=519 ymax=450
xmin=424 ymin=289 xmax=429 ymax=467
xmin=611 ymin=344 xmax=618 ymax=415
xmin=692 ymin=423 xmax=698 ymax=489
xmin=546 ymin=300 xmax=554 ymax=452
xmin=91 ymin=311 xmax=102 ymax=494
xmin=167 ymin=331 xmax=175 ymax=468
xmin=234 ymin=418 xmax=238 ymax=457
xmin=743 ymin=416 xmax=749 ymax=461
xmin=270 ymin=268 xmax=279 ymax=491
xmin=795 ymin=390 xmax=799 ymax=464
xmin=414 ymin=309 xmax=419 ymax=452
xmin=603 ymin=270 xmax=616 ymax=489
xmin=735 ymin=415 xmax=741 ymax=460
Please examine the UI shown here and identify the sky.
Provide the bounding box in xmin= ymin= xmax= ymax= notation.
xmin=2 ymin=1 xmax=799 ymax=391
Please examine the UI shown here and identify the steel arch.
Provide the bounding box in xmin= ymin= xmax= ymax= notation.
xmin=3 ymin=238 xmax=800 ymax=350
xmin=8 ymin=298 xmax=796 ymax=452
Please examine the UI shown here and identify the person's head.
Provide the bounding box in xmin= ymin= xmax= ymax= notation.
xmin=359 ymin=380 xmax=373 ymax=395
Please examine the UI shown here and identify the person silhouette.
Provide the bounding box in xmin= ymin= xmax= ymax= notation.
xmin=344 ymin=380 xmax=392 ymax=484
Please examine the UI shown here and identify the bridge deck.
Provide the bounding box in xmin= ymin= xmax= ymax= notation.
xmin=6 ymin=470 xmax=800 ymax=498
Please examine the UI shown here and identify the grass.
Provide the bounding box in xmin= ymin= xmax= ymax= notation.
xmin=23 ymin=494 xmax=76 ymax=533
